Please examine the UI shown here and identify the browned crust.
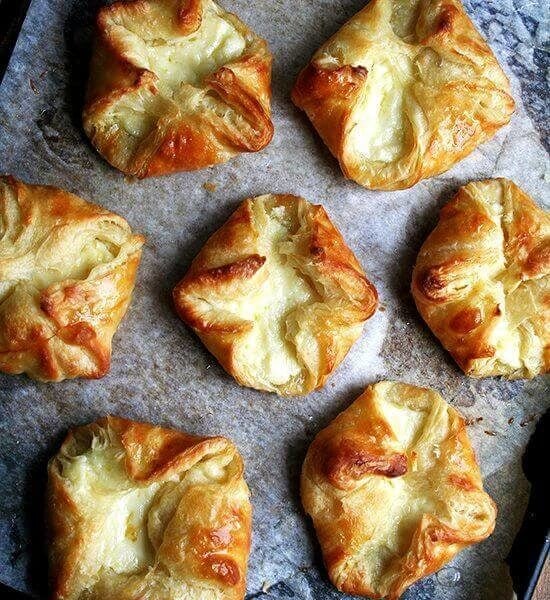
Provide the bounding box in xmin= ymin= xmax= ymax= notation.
xmin=291 ymin=0 xmax=515 ymax=190
xmin=174 ymin=254 xmax=266 ymax=332
xmin=47 ymin=416 xmax=252 ymax=600
xmin=176 ymin=0 xmax=204 ymax=34
xmin=172 ymin=194 xmax=378 ymax=395
xmin=0 ymin=176 xmax=144 ymax=382
xmin=106 ymin=416 xmax=232 ymax=481
xmin=291 ymin=63 xmax=368 ymax=165
xmin=412 ymin=178 xmax=550 ymax=378
xmin=322 ymin=437 xmax=408 ymax=490
xmin=83 ymin=0 xmax=273 ymax=177
xmin=524 ymin=239 xmax=550 ymax=278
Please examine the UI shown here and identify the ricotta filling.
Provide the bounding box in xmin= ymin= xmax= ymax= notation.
xmin=32 ymin=237 xmax=117 ymax=289
xmin=239 ymin=205 xmax=315 ymax=388
xmin=109 ymin=2 xmax=246 ymax=142
xmin=62 ymin=440 xmax=161 ymax=576
xmin=0 ymin=232 xmax=117 ymax=301
xmin=147 ymin=17 xmax=245 ymax=90
xmin=347 ymin=57 xmax=411 ymax=164
xmin=117 ymin=4 xmax=246 ymax=92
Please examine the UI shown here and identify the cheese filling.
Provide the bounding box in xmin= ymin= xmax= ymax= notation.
xmin=232 ymin=204 xmax=316 ymax=388
xmin=347 ymin=57 xmax=412 ymax=164
xmin=61 ymin=437 xmax=161 ymax=576
xmin=106 ymin=1 xmax=247 ymax=144
xmin=0 ymin=234 xmax=118 ymax=300
xmin=31 ymin=237 xmax=117 ymax=289
xmin=116 ymin=2 xmax=246 ymax=92
xmin=248 ymin=208 xmax=313 ymax=386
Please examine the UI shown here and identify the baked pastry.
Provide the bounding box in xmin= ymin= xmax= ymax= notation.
xmin=0 ymin=176 xmax=144 ymax=382
xmin=173 ymin=194 xmax=378 ymax=396
xmin=301 ymin=381 xmax=496 ymax=599
xmin=292 ymin=0 xmax=515 ymax=190
xmin=48 ymin=416 xmax=251 ymax=600
xmin=84 ymin=0 xmax=273 ymax=178
xmin=412 ymin=178 xmax=549 ymax=378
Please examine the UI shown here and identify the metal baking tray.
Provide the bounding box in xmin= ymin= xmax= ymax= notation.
xmin=0 ymin=1 xmax=548 ymax=599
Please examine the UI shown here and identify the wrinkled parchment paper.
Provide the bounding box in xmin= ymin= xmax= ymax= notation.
xmin=0 ymin=1 xmax=549 ymax=598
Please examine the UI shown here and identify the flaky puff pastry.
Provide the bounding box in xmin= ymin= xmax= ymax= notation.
xmin=412 ymin=179 xmax=549 ymax=378
xmin=292 ymin=0 xmax=515 ymax=190
xmin=173 ymin=194 xmax=377 ymax=396
xmin=83 ymin=0 xmax=273 ymax=178
xmin=0 ymin=176 xmax=144 ymax=382
xmin=48 ymin=416 xmax=252 ymax=600
xmin=301 ymin=381 xmax=496 ymax=599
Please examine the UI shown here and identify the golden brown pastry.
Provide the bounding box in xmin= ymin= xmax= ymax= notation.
xmin=412 ymin=178 xmax=549 ymax=378
xmin=0 ymin=176 xmax=144 ymax=382
xmin=173 ymin=194 xmax=378 ymax=396
xmin=301 ymin=381 xmax=496 ymax=599
xmin=292 ymin=0 xmax=515 ymax=190
xmin=84 ymin=0 xmax=273 ymax=178
xmin=48 ymin=416 xmax=252 ymax=600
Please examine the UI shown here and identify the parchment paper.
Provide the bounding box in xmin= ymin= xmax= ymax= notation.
xmin=0 ymin=1 xmax=549 ymax=599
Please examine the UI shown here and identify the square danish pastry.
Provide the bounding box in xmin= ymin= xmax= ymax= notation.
xmin=48 ymin=416 xmax=252 ymax=600
xmin=0 ymin=176 xmax=144 ymax=382
xmin=173 ymin=194 xmax=378 ymax=396
xmin=292 ymin=0 xmax=515 ymax=190
xmin=412 ymin=178 xmax=549 ymax=378
xmin=301 ymin=381 xmax=496 ymax=599
xmin=84 ymin=0 xmax=273 ymax=177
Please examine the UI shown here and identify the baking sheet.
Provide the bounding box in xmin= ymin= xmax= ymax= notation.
xmin=0 ymin=0 xmax=549 ymax=598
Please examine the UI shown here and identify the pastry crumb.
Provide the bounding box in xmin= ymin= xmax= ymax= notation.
xmin=261 ymin=581 xmax=271 ymax=592
xmin=29 ymin=79 xmax=39 ymax=95
xmin=520 ymin=414 xmax=537 ymax=427
xmin=203 ymin=181 xmax=217 ymax=193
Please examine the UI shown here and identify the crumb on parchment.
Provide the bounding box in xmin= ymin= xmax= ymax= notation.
xmin=520 ymin=413 xmax=538 ymax=427
xmin=203 ymin=181 xmax=217 ymax=192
